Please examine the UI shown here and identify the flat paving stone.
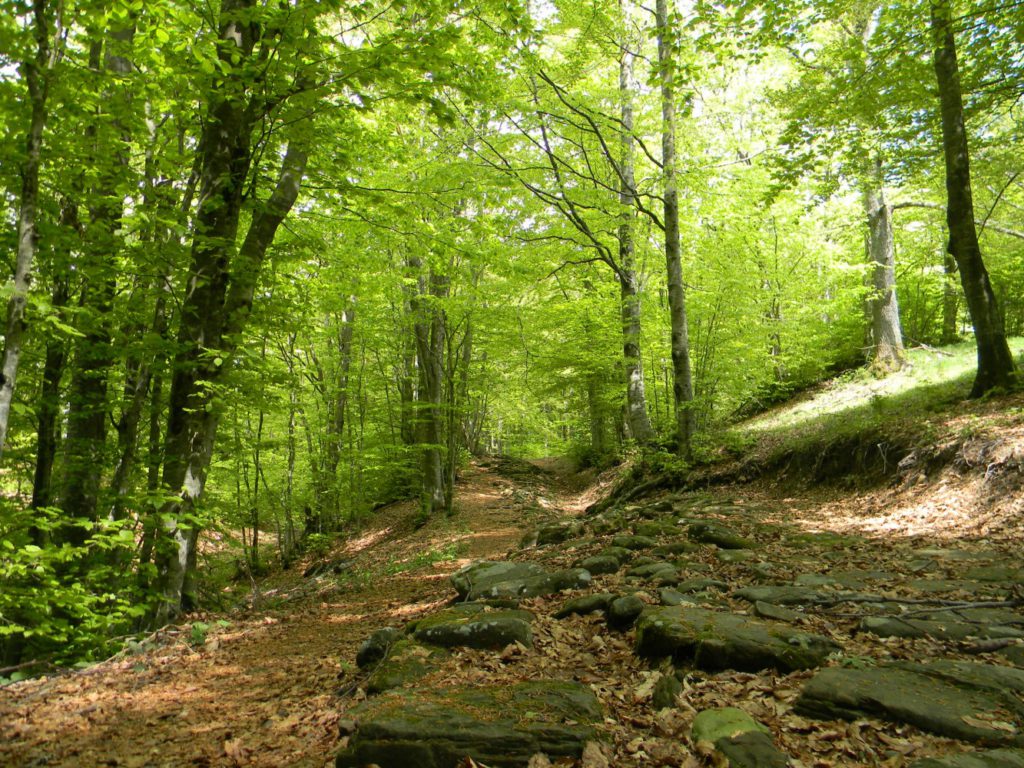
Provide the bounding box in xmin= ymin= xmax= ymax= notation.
xmin=910 ymin=748 xmax=1024 ymax=767
xmin=451 ymin=561 xmax=591 ymax=600
xmin=733 ymin=585 xmax=834 ymax=605
xmin=796 ymin=661 xmax=1024 ymax=746
xmin=862 ymin=615 xmax=1024 ymax=641
xmin=909 ymin=579 xmax=1007 ymax=595
xmin=753 ymin=601 xmax=802 ymax=623
xmin=635 ymin=606 xmax=839 ymax=673
xmin=337 ymin=680 xmax=602 ymax=768
xmin=411 ymin=607 xmax=533 ymax=650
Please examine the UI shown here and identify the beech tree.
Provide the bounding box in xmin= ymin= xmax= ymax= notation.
xmin=930 ymin=0 xmax=1016 ymax=396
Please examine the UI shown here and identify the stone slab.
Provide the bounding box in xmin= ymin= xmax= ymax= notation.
xmin=337 ymin=681 xmax=602 ymax=768
xmin=796 ymin=661 xmax=1024 ymax=745
xmin=635 ymin=606 xmax=839 ymax=673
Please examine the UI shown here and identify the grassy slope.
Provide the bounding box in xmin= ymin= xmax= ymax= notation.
xmin=722 ymin=339 xmax=1024 ymax=484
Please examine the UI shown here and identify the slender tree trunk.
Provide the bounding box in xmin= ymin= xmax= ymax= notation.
xmin=618 ymin=45 xmax=657 ymax=444
xmin=0 ymin=0 xmax=58 ymax=457
xmin=411 ymin=263 xmax=448 ymax=519
xmin=321 ymin=299 xmax=356 ymax=523
xmin=931 ymin=0 xmax=1016 ymax=396
xmin=656 ymin=0 xmax=695 ymax=456
xmin=61 ymin=29 xmax=135 ymax=532
xmin=863 ymin=156 xmax=906 ymax=371
xmin=30 ymin=277 xmax=69 ymax=524
xmin=941 ymin=251 xmax=961 ymax=344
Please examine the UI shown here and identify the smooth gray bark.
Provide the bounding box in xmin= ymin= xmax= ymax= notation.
xmin=656 ymin=0 xmax=695 ymax=456
xmin=0 ymin=0 xmax=59 ymax=457
xmin=863 ymin=158 xmax=905 ymax=371
xmin=153 ymin=98 xmax=309 ymax=625
xmin=618 ymin=45 xmax=656 ymax=444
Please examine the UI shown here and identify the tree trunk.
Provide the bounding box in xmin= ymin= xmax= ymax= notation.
xmin=0 ymin=0 xmax=58 ymax=457
xmin=321 ymin=299 xmax=356 ymax=524
xmin=941 ymin=250 xmax=960 ymax=344
xmin=931 ymin=0 xmax=1016 ymax=396
xmin=151 ymin=10 xmax=309 ymax=625
xmin=618 ymin=45 xmax=657 ymax=445
xmin=863 ymin=156 xmax=906 ymax=371
xmin=655 ymin=0 xmax=695 ymax=456
xmin=411 ymin=263 xmax=448 ymax=519
xmin=60 ymin=28 xmax=135 ymax=533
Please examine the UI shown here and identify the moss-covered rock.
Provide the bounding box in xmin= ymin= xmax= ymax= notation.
xmin=690 ymin=708 xmax=788 ymax=768
xmin=411 ymin=606 xmax=534 ymax=650
xmin=796 ymin=661 xmax=1024 ymax=745
xmin=635 ymin=606 xmax=839 ymax=672
xmin=337 ymin=680 xmax=603 ymax=768
xmin=366 ymin=639 xmax=447 ymax=694
xmin=451 ymin=560 xmax=591 ymax=600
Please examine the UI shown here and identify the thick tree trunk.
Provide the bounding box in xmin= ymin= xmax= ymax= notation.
xmin=931 ymin=0 xmax=1016 ymax=396
xmin=0 ymin=0 xmax=57 ymax=457
xmin=618 ymin=46 xmax=657 ymax=445
xmin=863 ymin=157 xmax=906 ymax=371
xmin=152 ymin=24 xmax=309 ymax=626
xmin=655 ymin=0 xmax=695 ymax=456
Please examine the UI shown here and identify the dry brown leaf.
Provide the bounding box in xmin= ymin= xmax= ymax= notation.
xmin=633 ymin=671 xmax=662 ymax=701
xmin=581 ymin=741 xmax=610 ymax=768
xmin=962 ymin=714 xmax=1017 ymax=732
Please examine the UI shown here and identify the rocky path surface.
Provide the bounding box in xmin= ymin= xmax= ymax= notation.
xmin=3 ymin=456 xmax=1024 ymax=767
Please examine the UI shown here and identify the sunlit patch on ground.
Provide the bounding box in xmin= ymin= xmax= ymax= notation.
xmin=342 ymin=526 xmax=394 ymax=555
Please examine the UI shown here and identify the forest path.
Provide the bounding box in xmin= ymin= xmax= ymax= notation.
xmin=0 ymin=457 xmax=596 ymax=768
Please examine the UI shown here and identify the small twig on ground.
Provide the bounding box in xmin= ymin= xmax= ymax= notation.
xmin=0 ymin=659 xmax=51 ymax=677
xmin=958 ymin=637 xmax=1023 ymax=654
xmin=813 ymin=595 xmax=1024 ymax=610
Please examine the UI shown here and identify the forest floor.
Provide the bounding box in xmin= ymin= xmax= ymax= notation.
xmin=2 ymin=411 xmax=1024 ymax=767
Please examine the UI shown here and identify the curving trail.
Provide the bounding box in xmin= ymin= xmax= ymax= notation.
xmin=0 ymin=459 xmax=583 ymax=768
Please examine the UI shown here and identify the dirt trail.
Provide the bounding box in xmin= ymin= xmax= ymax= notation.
xmin=0 ymin=459 xmax=591 ymax=768
xmin=5 ymin=452 xmax=1024 ymax=768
